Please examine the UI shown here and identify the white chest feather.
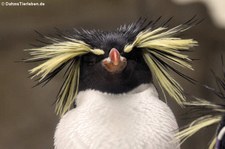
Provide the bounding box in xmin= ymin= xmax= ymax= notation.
xmin=54 ymin=84 xmax=180 ymax=149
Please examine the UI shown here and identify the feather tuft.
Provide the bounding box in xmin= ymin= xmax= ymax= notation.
xmin=176 ymin=115 xmax=221 ymax=146
xmin=25 ymin=37 xmax=104 ymax=116
xmin=124 ymin=24 xmax=198 ymax=105
xmin=177 ymin=55 xmax=225 ymax=148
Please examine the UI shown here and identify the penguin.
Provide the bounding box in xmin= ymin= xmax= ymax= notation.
xmin=177 ymin=56 xmax=225 ymax=149
xmin=25 ymin=18 xmax=198 ymax=149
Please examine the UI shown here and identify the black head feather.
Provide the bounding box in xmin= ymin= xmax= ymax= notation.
xmin=26 ymin=18 xmax=198 ymax=115
xmin=74 ymin=19 xmax=153 ymax=93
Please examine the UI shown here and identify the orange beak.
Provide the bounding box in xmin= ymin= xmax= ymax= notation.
xmin=102 ymin=48 xmax=127 ymax=73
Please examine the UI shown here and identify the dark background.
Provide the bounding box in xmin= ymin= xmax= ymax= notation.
xmin=0 ymin=0 xmax=225 ymax=148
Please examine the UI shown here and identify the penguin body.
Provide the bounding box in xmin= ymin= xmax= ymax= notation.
xmin=25 ymin=19 xmax=198 ymax=149
xmin=54 ymin=84 xmax=179 ymax=149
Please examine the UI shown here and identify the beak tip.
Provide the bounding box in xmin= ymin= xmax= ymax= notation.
xmin=109 ymin=48 xmax=120 ymax=64
xmin=102 ymin=48 xmax=127 ymax=73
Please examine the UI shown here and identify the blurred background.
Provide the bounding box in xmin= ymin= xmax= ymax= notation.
xmin=0 ymin=0 xmax=225 ymax=148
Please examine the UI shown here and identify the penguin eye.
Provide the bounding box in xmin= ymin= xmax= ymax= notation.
xmin=82 ymin=55 xmax=98 ymax=66
xmin=123 ymin=48 xmax=142 ymax=62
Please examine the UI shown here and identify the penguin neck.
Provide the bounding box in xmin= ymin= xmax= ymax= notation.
xmin=75 ymin=83 xmax=158 ymax=107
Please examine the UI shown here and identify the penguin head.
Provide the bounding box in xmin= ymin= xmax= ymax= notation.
xmin=26 ymin=18 xmax=198 ymax=115
xmin=78 ymin=28 xmax=152 ymax=94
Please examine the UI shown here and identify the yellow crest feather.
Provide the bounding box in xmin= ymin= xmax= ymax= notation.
xmin=26 ymin=38 xmax=104 ymax=116
xmin=176 ymin=99 xmax=225 ymax=148
xmin=124 ymin=25 xmax=198 ymax=105
xmin=176 ymin=115 xmax=221 ymax=147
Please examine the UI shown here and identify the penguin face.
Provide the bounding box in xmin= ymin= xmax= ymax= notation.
xmin=78 ymin=32 xmax=152 ymax=94
xmin=26 ymin=18 xmax=197 ymax=115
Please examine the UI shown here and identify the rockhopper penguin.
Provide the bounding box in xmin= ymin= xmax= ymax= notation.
xmin=25 ymin=18 xmax=198 ymax=149
xmin=177 ymin=56 xmax=225 ymax=149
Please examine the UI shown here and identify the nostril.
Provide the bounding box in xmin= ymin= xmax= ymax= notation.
xmin=101 ymin=57 xmax=127 ymax=74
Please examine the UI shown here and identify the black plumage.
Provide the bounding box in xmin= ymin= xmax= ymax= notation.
xmin=25 ymin=18 xmax=198 ymax=115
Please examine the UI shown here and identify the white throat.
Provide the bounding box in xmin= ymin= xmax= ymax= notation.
xmin=54 ymin=83 xmax=179 ymax=149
